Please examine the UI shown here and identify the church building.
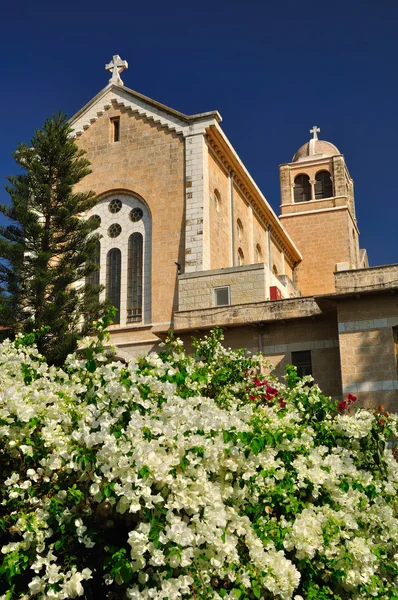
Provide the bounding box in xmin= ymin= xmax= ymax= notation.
xmin=71 ymin=56 xmax=398 ymax=411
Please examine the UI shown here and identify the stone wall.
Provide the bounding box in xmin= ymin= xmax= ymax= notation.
xmin=336 ymin=293 xmax=398 ymax=412
xmin=174 ymin=295 xmax=322 ymax=331
xmin=208 ymin=151 xmax=231 ymax=269
xmin=74 ymin=102 xmax=185 ymax=347
xmin=177 ymin=314 xmax=342 ymax=399
xmin=281 ymin=207 xmax=355 ymax=295
xmin=178 ymin=264 xmax=268 ymax=312
xmin=335 ymin=264 xmax=398 ymax=293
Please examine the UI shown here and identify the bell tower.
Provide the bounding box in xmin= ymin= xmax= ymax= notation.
xmin=279 ymin=126 xmax=367 ymax=296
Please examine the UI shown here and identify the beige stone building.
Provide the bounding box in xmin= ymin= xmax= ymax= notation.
xmin=71 ymin=56 xmax=398 ymax=411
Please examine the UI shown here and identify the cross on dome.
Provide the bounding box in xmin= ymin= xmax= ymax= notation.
xmin=310 ymin=125 xmax=320 ymax=141
xmin=105 ymin=55 xmax=128 ymax=86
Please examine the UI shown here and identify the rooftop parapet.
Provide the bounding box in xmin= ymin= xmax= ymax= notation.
xmin=334 ymin=264 xmax=398 ymax=294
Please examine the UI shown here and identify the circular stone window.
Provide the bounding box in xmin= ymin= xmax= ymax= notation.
xmin=108 ymin=223 xmax=122 ymax=238
xmin=108 ymin=199 xmax=122 ymax=214
xmin=129 ymin=207 xmax=143 ymax=222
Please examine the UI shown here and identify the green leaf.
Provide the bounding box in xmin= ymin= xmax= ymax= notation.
xmin=86 ymin=359 xmax=97 ymax=373
xmin=138 ymin=465 xmax=151 ymax=479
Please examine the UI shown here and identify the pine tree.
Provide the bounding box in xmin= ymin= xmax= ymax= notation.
xmin=0 ymin=113 xmax=103 ymax=364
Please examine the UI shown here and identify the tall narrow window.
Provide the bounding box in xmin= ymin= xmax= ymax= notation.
xmin=237 ymin=219 xmax=243 ymax=241
xmin=315 ymin=170 xmax=333 ymax=199
xmin=393 ymin=327 xmax=398 ymax=374
xmin=106 ymin=248 xmax=121 ymax=324
xmin=127 ymin=233 xmax=143 ymax=322
xmin=237 ymin=248 xmax=244 ymax=266
xmin=294 ymin=174 xmax=311 ymax=202
xmin=111 ymin=117 xmax=120 ymax=142
xmin=85 ymin=240 xmax=101 ymax=302
xmin=214 ymin=189 xmax=221 ymax=212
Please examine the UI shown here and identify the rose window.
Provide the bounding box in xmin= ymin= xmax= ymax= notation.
xmin=108 ymin=199 xmax=122 ymax=214
xmin=129 ymin=208 xmax=143 ymax=222
xmin=108 ymin=223 xmax=122 ymax=238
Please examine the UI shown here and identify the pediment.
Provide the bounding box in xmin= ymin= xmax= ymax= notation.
xmin=70 ymin=84 xmax=221 ymax=138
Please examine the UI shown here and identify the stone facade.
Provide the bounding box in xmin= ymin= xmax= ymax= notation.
xmin=68 ymin=65 xmax=397 ymax=411
xmin=178 ymin=263 xmax=296 ymax=312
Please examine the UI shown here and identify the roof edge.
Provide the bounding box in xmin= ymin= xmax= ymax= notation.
xmin=69 ymin=83 xmax=222 ymax=126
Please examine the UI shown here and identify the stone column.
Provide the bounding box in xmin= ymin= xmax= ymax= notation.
xmin=184 ymin=131 xmax=210 ymax=272
xmin=279 ymin=164 xmax=291 ymax=206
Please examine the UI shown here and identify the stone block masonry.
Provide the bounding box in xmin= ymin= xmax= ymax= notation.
xmin=178 ymin=264 xmax=268 ymax=311
xmin=184 ymin=132 xmax=210 ymax=272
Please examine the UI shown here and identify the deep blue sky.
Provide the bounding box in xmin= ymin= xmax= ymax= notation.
xmin=1 ymin=0 xmax=397 ymax=266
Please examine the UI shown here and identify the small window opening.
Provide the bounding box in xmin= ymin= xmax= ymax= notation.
xmin=393 ymin=327 xmax=398 ymax=374
xmin=291 ymin=350 xmax=313 ymax=378
xmin=273 ymin=264 xmax=278 ymax=275
xmin=294 ymin=174 xmax=311 ymax=202
xmin=214 ymin=189 xmax=221 ymax=212
xmin=237 ymin=219 xmax=243 ymax=240
xmin=111 ymin=117 xmax=120 ymax=142
xmin=255 ymin=244 xmax=262 ymax=262
xmin=314 ymin=170 xmax=333 ymax=199
xmin=237 ymin=248 xmax=244 ymax=266
xmin=214 ymin=286 xmax=230 ymax=307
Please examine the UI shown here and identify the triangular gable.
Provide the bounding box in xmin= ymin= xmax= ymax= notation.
xmin=70 ymin=83 xmax=221 ymax=138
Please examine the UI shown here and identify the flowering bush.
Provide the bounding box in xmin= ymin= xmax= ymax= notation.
xmin=1 ymin=326 xmax=398 ymax=600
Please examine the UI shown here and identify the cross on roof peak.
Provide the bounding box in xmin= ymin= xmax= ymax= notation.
xmin=310 ymin=125 xmax=320 ymax=141
xmin=105 ymin=55 xmax=128 ymax=86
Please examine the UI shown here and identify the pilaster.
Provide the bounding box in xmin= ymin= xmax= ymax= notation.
xmin=184 ymin=132 xmax=210 ymax=272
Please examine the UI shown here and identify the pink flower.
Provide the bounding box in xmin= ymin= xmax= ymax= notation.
xmin=266 ymin=385 xmax=278 ymax=397
xmin=337 ymin=400 xmax=348 ymax=412
xmin=346 ymin=393 xmax=357 ymax=403
xmin=279 ymin=398 xmax=286 ymax=409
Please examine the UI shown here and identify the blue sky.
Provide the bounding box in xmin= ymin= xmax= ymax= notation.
xmin=1 ymin=0 xmax=396 ymax=266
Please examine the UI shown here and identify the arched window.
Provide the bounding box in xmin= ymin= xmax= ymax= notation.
xmin=237 ymin=219 xmax=243 ymax=241
xmin=255 ymin=244 xmax=263 ymax=263
xmin=294 ymin=174 xmax=311 ymax=202
xmin=315 ymin=170 xmax=333 ymax=199
xmin=214 ymin=189 xmax=221 ymax=212
xmin=127 ymin=233 xmax=143 ymax=322
xmin=86 ymin=193 xmax=152 ymax=327
xmin=273 ymin=264 xmax=278 ymax=275
xmin=237 ymin=248 xmax=244 ymax=266
xmin=85 ymin=240 xmax=101 ymax=303
xmin=106 ymin=248 xmax=121 ymax=324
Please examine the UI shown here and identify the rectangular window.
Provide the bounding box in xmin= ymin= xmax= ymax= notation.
xmin=214 ymin=286 xmax=230 ymax=307
xmin=291 ymin=350 xmax=312 ymax=378
xmin=111 ymin=117 xmax=120 ymax=142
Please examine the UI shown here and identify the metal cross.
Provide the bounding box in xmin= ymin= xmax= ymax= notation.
xmin=310 ymin=125 xmax=320 ymax=141
xmin=105 ymin=55 xmax=128 ymax=86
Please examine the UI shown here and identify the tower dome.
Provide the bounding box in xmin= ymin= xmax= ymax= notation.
xmin=292 ymin=126 xmax=340 ymax=162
